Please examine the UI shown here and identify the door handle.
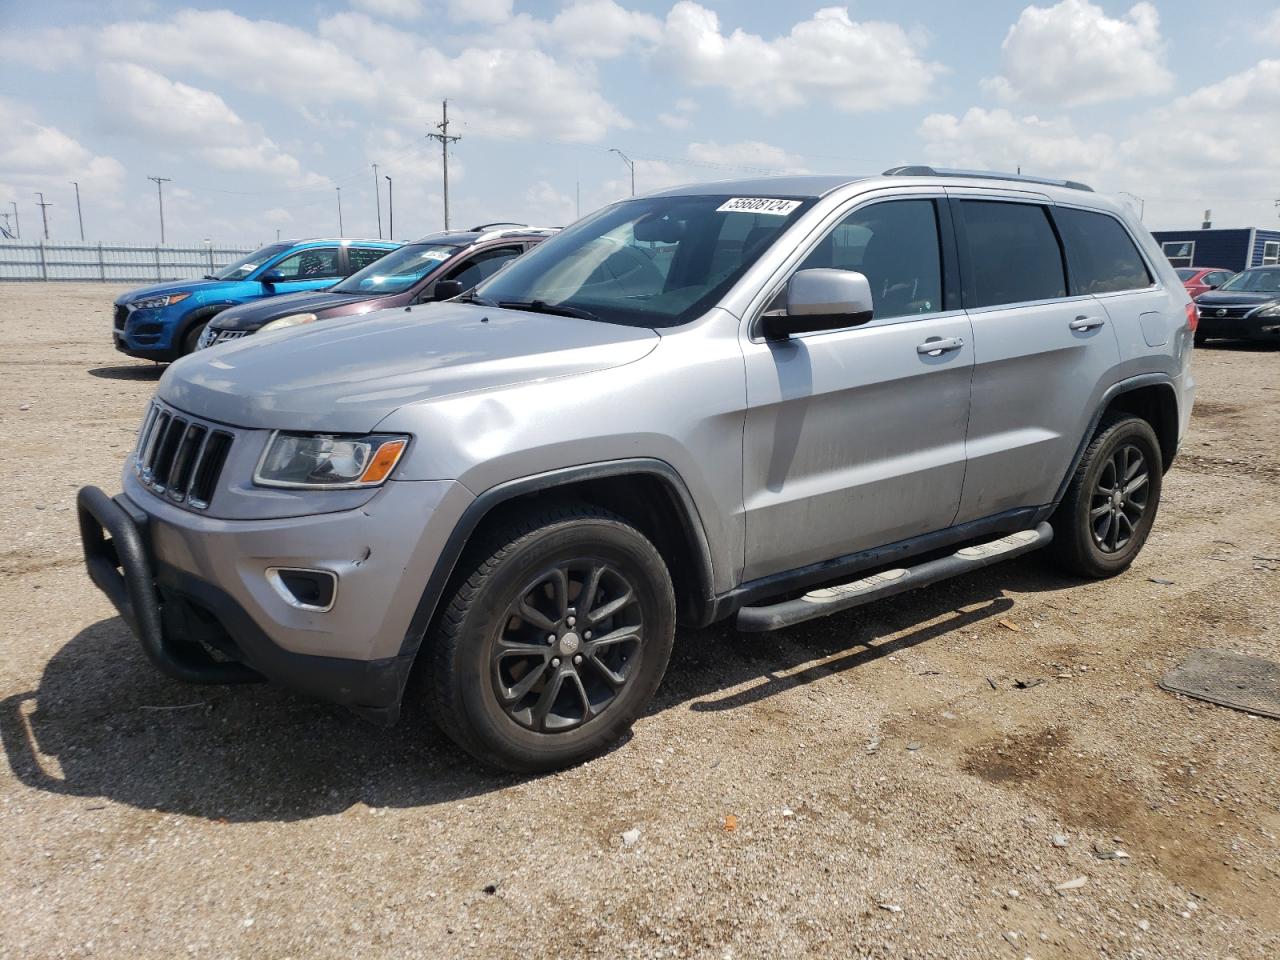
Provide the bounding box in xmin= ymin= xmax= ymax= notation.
xmin=1069 ymin=315 xmax=1106 ymax=331
xmin=917 ymin=336 xmax=964 ymax=356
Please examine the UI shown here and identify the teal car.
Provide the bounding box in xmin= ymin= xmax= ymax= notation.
xmin=112 ymin=238 xmax=400 ymax=361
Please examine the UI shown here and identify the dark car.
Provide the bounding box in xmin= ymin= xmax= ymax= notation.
xmin=1175 ymin=266 xmax=1234 ymax=300
xmin=1193 ymin=266 xmax=1280 ymax=345
xmin=198 ymin=225 xmax=555 ymax=349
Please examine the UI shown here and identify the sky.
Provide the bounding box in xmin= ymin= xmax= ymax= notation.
xmin=1 ymin=0 xmax=1278 ymax=245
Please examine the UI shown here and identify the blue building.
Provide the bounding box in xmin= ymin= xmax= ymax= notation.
xmin=1152 ymin=227 xmax=1280 ymax=272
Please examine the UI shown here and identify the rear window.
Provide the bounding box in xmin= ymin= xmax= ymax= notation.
xmin=1054 ymin=208 xmax=1152 ymax=294
xmin=958 ymin=200 xmax=1066 ymax=308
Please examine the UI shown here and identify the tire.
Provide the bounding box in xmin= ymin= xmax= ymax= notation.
xmin=426 ymin=503 xmax=676 ymax=773
xmin=1049 ymin=412 xmax=1163 ymax=579
xmin=181 ymin=321 xmax=208 ymax=357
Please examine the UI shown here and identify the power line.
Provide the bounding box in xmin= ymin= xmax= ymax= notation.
xmin=147 ymin=176 xmax=171 ymax=244
xmin=425 ymin=99 xmax=462 ymax=230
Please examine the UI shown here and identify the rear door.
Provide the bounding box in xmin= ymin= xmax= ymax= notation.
xmin=740 ymin=195 xmax=974 ymax=580
xmin=344 ymin=245 xmax=392 ymax=276
xmin=951 ymin=196 xmax=1121 ymax=523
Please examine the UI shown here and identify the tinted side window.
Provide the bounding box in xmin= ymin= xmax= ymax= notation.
xmin=800 ymin=199 xmax=943 ymax=320
xmin=445 ymin=245 xmax=524 ymax=291
xmin=958 ymin=201 xmax=1065 ymax=308
xmin=347 ymin=247 xmax=390 ymax=275
xmin=1054 ymin=208 xmax=1152 ymax=294
xmin=270 ymin=248 xmax=340 ymax=280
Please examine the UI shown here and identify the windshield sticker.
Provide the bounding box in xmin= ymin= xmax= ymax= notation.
xmin=716 ymin=197 xmax=802 ymax=216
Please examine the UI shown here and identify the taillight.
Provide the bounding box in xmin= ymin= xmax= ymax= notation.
xmin=1186 ymin=302 xmax=1198 ymax=333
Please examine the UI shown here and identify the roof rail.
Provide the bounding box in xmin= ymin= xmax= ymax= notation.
xmin=470 ymin=221 xmax=527 ymax=231
xmin=475 ymin=226 xmax=560 ymax=243
xmin=881 ymin=165 xmax=1094 ymax=193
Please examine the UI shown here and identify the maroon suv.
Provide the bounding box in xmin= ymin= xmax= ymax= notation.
xmin=198 ymin=225 xmax=555 ymax=349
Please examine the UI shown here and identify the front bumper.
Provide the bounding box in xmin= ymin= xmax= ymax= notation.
xmin=77 ymin=476 xmax=474 ymax=722
xmin=1196 ymin=311 xmax=1280 ymax=341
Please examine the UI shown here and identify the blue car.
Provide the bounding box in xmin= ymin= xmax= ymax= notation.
xmin=112 ymin=238 xmax=400 ymax=361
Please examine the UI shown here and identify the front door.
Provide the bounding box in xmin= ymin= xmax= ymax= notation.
xmin=262 ymin=246 xmax=343 ymax=298
xmin=950 ymin=197 xmax=1122 ymax=523
xmin=740 ymin=197 xmax=974 ymax=581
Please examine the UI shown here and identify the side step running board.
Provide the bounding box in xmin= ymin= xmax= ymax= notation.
xmin=736 ymin=523 xmax=1054 ymax=632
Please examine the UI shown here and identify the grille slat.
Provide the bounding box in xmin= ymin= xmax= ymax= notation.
xmin=132 ymin=402 xmax=233 ymax=510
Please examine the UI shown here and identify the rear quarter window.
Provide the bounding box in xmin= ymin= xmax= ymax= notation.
xmin=1054 ymin=208 xmax=1152 ymax=295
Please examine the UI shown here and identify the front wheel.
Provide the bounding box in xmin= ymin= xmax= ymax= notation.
xmin=1049 ymin=412 xmax=1163 ymax=578
xmin=426 ymin=503 xmax=676 ymax=772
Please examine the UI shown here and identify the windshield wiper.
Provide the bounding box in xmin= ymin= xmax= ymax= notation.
xmin=203 ymin=274 xmax=219 ymax=280
xmin=498 ymin=299 xmax=599 ymax=321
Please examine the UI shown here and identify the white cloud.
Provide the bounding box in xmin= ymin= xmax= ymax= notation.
xmin=544 ymin=0 xmax=662 ymax=59
xmin=448 ymin=0 xmax=513 ymax=24
xmin=523 ymin=180 xmax=579 ymax=226
xmin=918 ymin=107 xmax=1116 ymax=182
xmin=96 ymin=63 xmax=321 ymax=183
xmin=658 ymin=3 xmax=940 ymax=112
xmin=985 ymin=1 xmax=1173 ymax=107
xmin=922 ymin=59 xmax=1280 ymax=228
xmin=1263 ymin=9 xmax=1280 ymax=44
xmin=0 ymin=97 xmax=126 ymax=199
xmin=686 ymin=141 xmax=809 ymax=174
xmin=352 ymin=0 xmax=424 ymax=18
xmin=657 ymin=97 xmax=698 ymax=130
xmin=5 ymin=26 xmax=86 ymax=70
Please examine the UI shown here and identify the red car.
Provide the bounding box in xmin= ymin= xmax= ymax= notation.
xmin=1176 ymin=267 xmax=1234 ymax=299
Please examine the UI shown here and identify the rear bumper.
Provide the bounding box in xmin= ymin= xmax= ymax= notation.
xmin=75 ymin=484 xmax=466 ymax=723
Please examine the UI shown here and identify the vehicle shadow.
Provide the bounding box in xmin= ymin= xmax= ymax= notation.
xmin=88 ymin=364 xmax=165 ymax=381
xmin=1 ymin=557 xmax=1078 ymax=823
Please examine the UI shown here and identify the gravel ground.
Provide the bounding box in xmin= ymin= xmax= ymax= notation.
xmin=1 ymin=283 xmax=1277 ymax=960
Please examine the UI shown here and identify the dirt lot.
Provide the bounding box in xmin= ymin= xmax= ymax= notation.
xmin=1 ymin=282 xmax=1277 ymax=960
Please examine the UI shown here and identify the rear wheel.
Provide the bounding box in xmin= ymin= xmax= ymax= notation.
xmin=427 ymin=503 xmax=676 ymax=772
xmin=1050 ymin=412 xmax=1163 ymax=578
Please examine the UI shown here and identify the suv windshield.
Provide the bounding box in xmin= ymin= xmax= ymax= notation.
xmin=212 ymin=242 xmax=292 ymax=281
xmin=1218 ymin=267 xmax=1280 ymax=293
xmin=332 ymin=243 xmax=460 ymax=294
xmin=472 ymin=195 xmax=814 ymax=327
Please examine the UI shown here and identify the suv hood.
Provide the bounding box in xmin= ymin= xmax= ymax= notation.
xmin=1195 ymin=290 xmax=1278 ymax=307
xmin=213 ymin=289 xmax=375 ymax=331
xmin=116 ymin=278 xmax=228 ymax=304
xmin=158 ymin=302 xmax=660 ymax=433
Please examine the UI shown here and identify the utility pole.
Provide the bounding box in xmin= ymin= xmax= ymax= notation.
xmin=336 ymin=186 xmax=344 ymax=236
xmin=425 ymin=99 xmax=461 ymax=229
xmin=373 ymin=163 xmax=382 ymax=239
xmin=609 ymin=148 xmax=635 ymax=196
xmin=71 ymin=181 xmax=85 ymax=241
xmin=147 ymin=176 xmax=171 ymax=244
xmin=35 ymin=192 xmax=53 ymax=239
xmin=385 ymin=176 xmax=394 ymax=239
xmin=9 ymin=201 xmax=18 ymax=239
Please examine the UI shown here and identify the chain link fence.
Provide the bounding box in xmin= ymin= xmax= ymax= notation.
xmin=0 ymin=241 xmax=255 ymax=282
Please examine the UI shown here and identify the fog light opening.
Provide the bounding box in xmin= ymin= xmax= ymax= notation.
xmin=266 ymin=567 xmax=337 ymax=612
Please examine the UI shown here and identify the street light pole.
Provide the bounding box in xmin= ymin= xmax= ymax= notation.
xmin=9 ymin=200 xmax=19 ymax=239
xmin=71 ymin=181 xmax=85 ymax=241
xmin=609 ymin=148 xmax=635 ymax=196
xmin=373 ymin=163 xmax=382 ymax=239
xmin=336 ymin=186 xmax=344 ymax=236
xmin=1119 ymin=191 xmax=1145 ymax=221
xmin=385 ymin=176 xmax=393 ymax=240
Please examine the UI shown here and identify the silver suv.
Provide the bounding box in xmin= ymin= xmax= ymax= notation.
xmin=78 ymin=167 xmax=1196 ymax=771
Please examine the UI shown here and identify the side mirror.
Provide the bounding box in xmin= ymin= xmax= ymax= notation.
xmin=260 ymin=269 xmax=285 ymax=286
xmin=761 ymin=269 xmax=874 ymax=341
xmin=431 ymin=279 xmax=464 ymax=301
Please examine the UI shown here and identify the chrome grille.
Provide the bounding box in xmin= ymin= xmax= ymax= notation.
xmin=1202 ymin=305 xmax=1255 ymax=320
xmin=215 ymin=329 xmax=250 ymax=344
xmin=133 ymin=402 xmax=233 ymax=509
xmin=197 ymin=328 xmax=251 ymax=350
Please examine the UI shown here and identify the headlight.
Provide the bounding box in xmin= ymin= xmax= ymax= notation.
xmin=259 ymin=313 xmax=318 ymax=333
xmin=132 ymin=292 xmax=191 ymax=310
xmin=254 ymin=432 xmax=408 ymax=489
xmin=1256 ymin=302 xmax=1280 ymax=318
